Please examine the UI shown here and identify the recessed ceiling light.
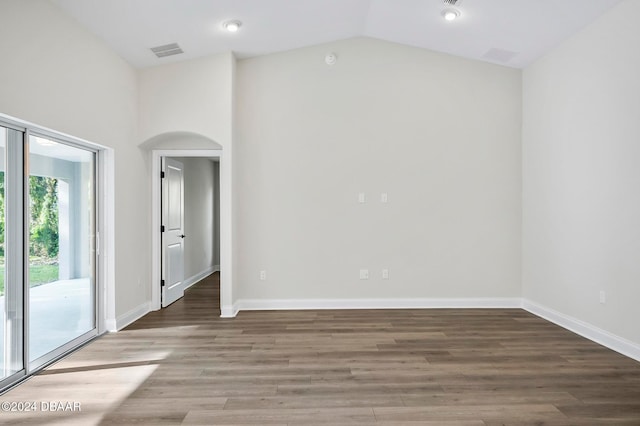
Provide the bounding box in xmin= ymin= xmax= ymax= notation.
xmin=442 ymin=8 xmax=461 ymax=21
xmin=223 ymin=20 xmax=242 ymax=33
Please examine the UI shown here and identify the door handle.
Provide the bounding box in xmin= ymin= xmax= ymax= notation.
xmin=180 ymin=234 xmax=186 ymax=239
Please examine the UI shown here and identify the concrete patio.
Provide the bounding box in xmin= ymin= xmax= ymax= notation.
xmin=1 ymin=277 xmax=92 ymax=376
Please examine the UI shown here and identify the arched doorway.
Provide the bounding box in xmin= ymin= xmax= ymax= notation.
xmin=140 ymin=132 xmax=233 ymax=317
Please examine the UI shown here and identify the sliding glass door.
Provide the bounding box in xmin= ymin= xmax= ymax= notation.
xmin=28 ymin=135 xmax=96 ymax=364
xmin=0 ymin=119 xmax=98 ymax=390
xmin=0 ymin=125 xmax=24 ymax=382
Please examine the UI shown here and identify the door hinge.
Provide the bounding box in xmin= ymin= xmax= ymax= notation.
xmin=161 ymin=171 xmax=165 ymax=178
xmin=161 ymin=225 xmax=165 ymax=232
xmin=161 ymin=279 xmax=165 ymax=287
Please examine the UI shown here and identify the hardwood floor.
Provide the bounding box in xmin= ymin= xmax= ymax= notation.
xmin=2 ymin=272 xmax=640 ymax=425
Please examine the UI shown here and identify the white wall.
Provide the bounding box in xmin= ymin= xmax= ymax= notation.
xmin=236 ymin=37 xmax=522 ymax=303
xmin=173 ymin=157 xmax=216 ymax=280
xmin=138 ymin=54 xmax=234 ymax=147
xmin=138 ymin=53 xmax=235 ymax=311
xmin=0 ymin=0 xmax=149 ymax=321
xmin=523 ymin=0 xmax=640 ymax=346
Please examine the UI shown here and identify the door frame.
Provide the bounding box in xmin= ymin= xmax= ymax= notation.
xmin=0 ymin=113 xmax=111 ymax=391
xmin=151 ymin=149 xmax=231 ymax=316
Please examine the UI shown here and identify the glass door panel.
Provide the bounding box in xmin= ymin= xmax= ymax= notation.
xmin=28 ymin=135 xmax=95 ymax=362
xmin=1 ymin=125 xmax=24 ymax=381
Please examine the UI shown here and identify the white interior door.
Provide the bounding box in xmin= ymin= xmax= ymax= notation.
xmin=162 ymin=158 xmax=185 ymax=307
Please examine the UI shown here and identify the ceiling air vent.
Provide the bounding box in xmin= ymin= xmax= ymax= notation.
xmin=150 ymin=43 xmax=184 ymax=58
xmin=482 ymin=48 xmax=519 ymax=63
xmin=443 ymin=0 xmax=462 ymax=5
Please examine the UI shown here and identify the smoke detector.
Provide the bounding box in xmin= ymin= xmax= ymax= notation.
xmin=325 ymin=52 xmax=337 ymax=66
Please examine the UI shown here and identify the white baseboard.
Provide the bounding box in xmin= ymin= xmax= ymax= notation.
xmin=220 ymin=304 xmax=238 ymax=318
xmin=107 ymin=301 xmax=151 ymax=331
xmin=233 ymin=297 xmax=522 ymax=312
xmin=212 ymin=265 xmax=220 ymax=273
xmin=111 ymin=294 xmax=640 ymax=363
xmin=104 ymin=318 xmax=117 ymax=332
xmin=523 ymin=299 xmax=640 ymax=362
xmin=184 ymin=266 xmax=217 ymax=291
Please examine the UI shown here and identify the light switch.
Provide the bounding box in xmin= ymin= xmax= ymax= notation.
xmin=381 ymin=193 xmax=388 ymax=203
xmin=358 ymin=192 xmax=366 ymax=203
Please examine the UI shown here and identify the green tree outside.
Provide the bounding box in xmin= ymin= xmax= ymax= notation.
xmin=0 ymin=173 xmax=60 ymax=296
xmin=29 ymin=176 xmax=59 ymax=258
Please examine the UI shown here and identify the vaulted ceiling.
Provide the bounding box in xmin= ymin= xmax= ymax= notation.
xmin=52 ymin=0 xmax=621 ymax=69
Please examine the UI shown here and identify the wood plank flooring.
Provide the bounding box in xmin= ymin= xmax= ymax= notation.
xmin=2 ymin=272 xmax=640 ymax=425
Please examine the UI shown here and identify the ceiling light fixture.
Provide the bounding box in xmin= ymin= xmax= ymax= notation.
xmin=223 ymin=20 xmax=242 ymax=33
xmin=442 ymin=8 xmax=461 ymax=21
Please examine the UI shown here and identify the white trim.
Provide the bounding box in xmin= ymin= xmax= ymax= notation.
xmin=154 ymin=149 xmax=224 ymax=157
xmin=151 ymin=152 xmax=161 ymax=310
xmin=225 ymin=298 xmax=640 ymax=362
xmin=213 ymin=264 xmax=220 ymax=273
xmin=106 ymin=302 xmax=151 ymax=332
xmin=184 ymin=266 xmax=217 ymax=291
xmin=218 ymin=146 xmax=233 ymax=315
xmin=523 ymin=299 xmax=640 ymax=362
xmin=151 ymin=148 xmax=231 ymax=315
xmin=104 ymin=318 xmax=117 ymax=332
xmin=0 ymin=113 xmax=110 ymax=151
xmin=220 ymin=304 xmax=239 ymax=318
xmin=233 ymin=297 xmax=522 ymax=313
xmin=100 ymin=148 xmax=116 ymax=335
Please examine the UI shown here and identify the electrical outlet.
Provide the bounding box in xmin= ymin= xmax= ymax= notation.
xmin=380 ymin=193 xmax=388 ymax=203
xmin=599 ymin=290 xmax=606 ymax=304
xmin=260 ymin=270 xmax=267 ymax=281
xmin=359 ymin=269 xmax=369 ymax=280
xmin=358 ymin=192 xmax=366 ymax=203
xmin=382 ymin=269 xmax=389 ymax=279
